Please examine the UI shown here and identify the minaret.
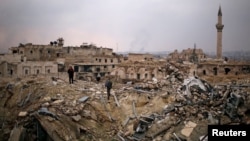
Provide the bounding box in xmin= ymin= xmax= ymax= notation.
xmin=216 ymin=5 xmax=224 ymax=59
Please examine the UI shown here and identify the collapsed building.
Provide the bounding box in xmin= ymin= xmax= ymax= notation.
xmin=0 ymin=61 xmax=250 ymax=141
xmin=167 ymin=45 xmax=207 ymax=64
xmin=1 ymin=44 xmax=250 ymax=141
xmin=167 ymin=47 xmax=250 ymax=77
xmin=1 ymin=38 xmax=250 ymax=141
xmin=1 ymin=5 xmax=250 ymax=140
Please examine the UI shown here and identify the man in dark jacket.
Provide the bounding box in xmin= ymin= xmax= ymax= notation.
xmin=96 ymin=73 xmax=101 ymax=83
xmin=105 ymin=78 xmax=112 ymax=100
xmin=68 ymin=66 xmax=74 ymax=84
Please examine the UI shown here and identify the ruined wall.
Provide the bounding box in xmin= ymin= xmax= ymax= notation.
xmin=197 ymin=63 xmax=250 ymax=76
xmin=63 ymin=46 xmax=113 ymax=56
xmin=39 ymin=46 xmax=63 ymax=61
xmin=111 ymin=61 xmax=167 ymax=80
xmin=93 ymin=56 xmax=119 ymax=64
xmin=188 ymin=64 xmax=197 ymax=76
xmin=74 ymin=54 xmax=118 ymax=80
xmin=0 ymin=61 xmax=8 ymax=77
xmin=0 ymin=54 xmax=21 ymax=77
xmin=5 ymin=42 xmax=118 ymax=79
xmin=10 ymin=45 xmax=63 ymax=61
xmin=114 ymin=66 xmax=165 ymax=80
xmin=0 ymin=54 xmax=22 ymax=63
xmin=110 ymin=67 xmax=126 ymax=78
xmin=168 ymin=50 xmax=179 ymax=60
xmin=168 ymin=48 xmax=206 ymax=62
xmin=15 ymin=61 xmax=58 ymax=77
xmin=128 ymin=53 xmax=154 ymax=61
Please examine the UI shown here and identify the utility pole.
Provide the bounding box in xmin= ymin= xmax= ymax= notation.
xmin=116 ymin=43 xmax=118 ymax=53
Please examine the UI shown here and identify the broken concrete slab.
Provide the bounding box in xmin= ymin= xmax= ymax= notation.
xmin=18 ymin=111 xmax=28 ymax=117
xmin=35 ymin=114 xmax=77 ymax=141
xmin=38 ymin=107 xmax=58 ymax=120
xmin=71 ymin=115 xmax=81 ymax=122
xmin=182 ymin=77 xmax=212 ymax=95
xmin=51 ymin=99 xmax=64 ymax=105
xmin=181 ymin=121 xmax=197 ymax=137
xmin=78 ymin=96 xmax=89 ymax=103
xmin=8 ymin=127 xmax=24 ymax=141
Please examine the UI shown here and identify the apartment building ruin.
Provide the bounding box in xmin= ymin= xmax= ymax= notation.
xmin=167 ymin=47 xmax=250 ymax=77
xmin=0 ymin=39 xmax=120 ymax=80
xmin=167 ymin=44 xmax=207 ymax=64
xmin=0 ymin=47 xmax=59 ymax=78
xmin=73 ymin=54 xmax=119 ymax=81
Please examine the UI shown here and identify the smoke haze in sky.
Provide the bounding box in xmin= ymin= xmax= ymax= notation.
xmin=0 ymin=0 xmax=249 ymax=53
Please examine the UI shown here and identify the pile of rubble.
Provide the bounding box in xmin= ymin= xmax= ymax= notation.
xmin=0 ymin=68 xmax=250 ymax=141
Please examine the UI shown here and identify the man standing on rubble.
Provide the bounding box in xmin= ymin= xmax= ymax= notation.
xmin=96 ymin=73 xmax=101 ymax=83
xmin=105 ymin=78 xmax=112 ymax=100
xmin=67 ymin=66 xmax=74 ymax=84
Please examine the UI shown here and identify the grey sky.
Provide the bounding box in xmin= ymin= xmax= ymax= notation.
xmin=0 ymin=0 xmax=249 ymax=53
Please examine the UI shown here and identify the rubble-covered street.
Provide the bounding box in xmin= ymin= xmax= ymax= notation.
xmin=1 ymin=64 xmax=250 ymax=141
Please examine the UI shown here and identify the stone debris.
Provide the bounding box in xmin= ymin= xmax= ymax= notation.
xmin=0 ymin=66 xmax=250 ymax=141
xmin=78 ymin=96 xmax=89 ymax=103
xmin=181 ymin=121 xmax=197 ymax=137
xmin=38 ymin=107 xmax=58 ymax=120
xmin=18 ymin=111 xmax=28 ymax=117
xmin=71 ymin=115 xmax=82 ymax=122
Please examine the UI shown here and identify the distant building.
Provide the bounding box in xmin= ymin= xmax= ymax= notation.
xmin=127 ymin=53 xmax=154 ymax=61
xmin=167 ymin=44 xmax=206 ymax=63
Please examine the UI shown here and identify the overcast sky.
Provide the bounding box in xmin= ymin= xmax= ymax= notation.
xmin=0 ymin=0 xmax=249 ymax=53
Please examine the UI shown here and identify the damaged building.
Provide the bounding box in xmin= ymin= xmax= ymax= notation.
xmin=1 ymin=61 xmax=250 ymax=141
xmin=167 ymin=46 xmax=250 ymax=77
xmin=73 ymin=55 xmax=119 ymax=81
xmin=196 ymin=61 xmax=250 ymax=76
xmin=0 ymin=39 xmax=121 ymax=80
xmin=0 ymin=51 xmax=58 ymax=78
xmin=109 ymin=53 xmax=182 ymax=82
xmin=167 ymin=45 xmax=207 ymax=64
xmin=0 ymin=5 xmax=250 ymax=141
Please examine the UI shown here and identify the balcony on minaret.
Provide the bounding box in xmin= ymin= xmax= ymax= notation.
xmin=216 ymin=24 xmax=224 ymax=32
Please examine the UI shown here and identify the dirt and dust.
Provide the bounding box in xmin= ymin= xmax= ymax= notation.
xmin=0 ymin=71 xmax=250 ymax=141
